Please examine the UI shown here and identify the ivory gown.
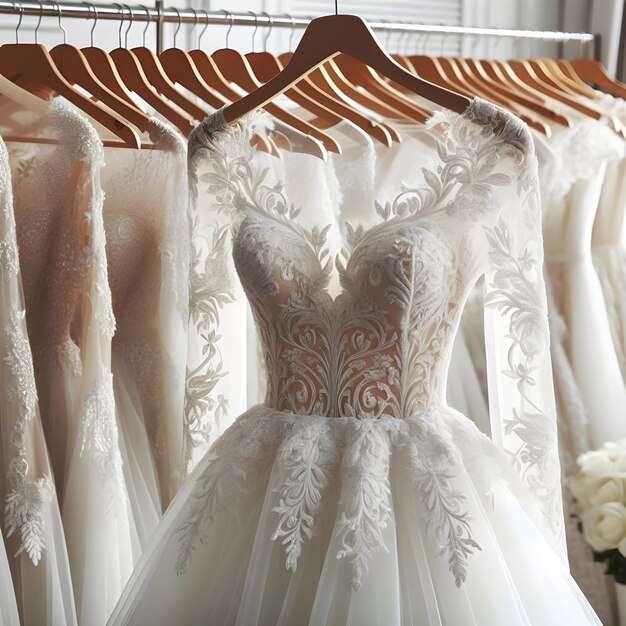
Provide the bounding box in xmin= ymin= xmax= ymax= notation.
xmin=111 ymin=100 xmax=599 ymax=625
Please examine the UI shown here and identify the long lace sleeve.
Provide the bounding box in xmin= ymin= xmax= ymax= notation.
xmin=0 ymin=128 xmax=76 ymax=625
xmin=184 ymin=111 xmax=266 ymax=472
xmin=481 ymin=121 xmax=565 ymax=558
xmin=50 ymin=102 xmax=134 ymax=625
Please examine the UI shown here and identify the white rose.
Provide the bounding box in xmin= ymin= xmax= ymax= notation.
xmin=572 ymin=475 xmax=626 ymax=510
xmin=582 ymin=503 xmax=626 ymax=552
xmin=578 ymin=449 xmax=626 ymax=477
xmin=591 ymin=478 xmax=626 ymax=506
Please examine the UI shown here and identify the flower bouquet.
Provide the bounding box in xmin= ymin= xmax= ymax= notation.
xmin=570 ymin=440 xmax=626 ymax=623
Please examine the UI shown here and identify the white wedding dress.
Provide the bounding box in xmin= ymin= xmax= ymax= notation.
xmin=0 ymin=135 xmax=49 ymax=626
xmin=4 ymin=98 xmax=138 ymax=625
xmin=110 ymin=99 xmax=599 ymax=625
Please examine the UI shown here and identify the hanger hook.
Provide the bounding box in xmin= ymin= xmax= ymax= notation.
xmin=411 ymin=27 xmax=424 ymax=55
xmin=34 ymin=0 xmax=43 ymax=43
xmin=189 ymin=7 xmax=198 ymax=49
xmin=220 ymin=9 xmax=233 ymax=49
xmin=172 ymin=6 xmax=181 ymax=48
xmin=261 ymin=11 xmax=272 ymax=52
xmin=12 ymin=1 xmax=23 ymax=44
xmin=114 ymin=3 xmax=124 ymax=48
xmin=198 ymin=9 xmax=209 ymax=48
xmin=396 ymin=24 xmax=406 ymax=54
xmin=83 ymin=2 xmax=97 ymax=47
xmin=54 ymin=1 xmax=66 ymax=44
xmin=422 ymin=29 xmax=432 ymax=55
xmin=139 ymin=4 xmax=150 ymax=47
xmin=123 ymin=3 xmax=132 ymax=48
xmin=287 ymin=13 xmax=296 ymax=50
xmin=440 ymin=32 xmax=448 ymax=57
xmin=247 ymin=11 xmax=258 ymax=53
xmin=470 ymin=30 xmax=480 ymax=57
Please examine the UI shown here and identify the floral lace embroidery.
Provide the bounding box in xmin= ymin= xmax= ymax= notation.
xmin=176 ymin=407 xmax=487 ymax=589
xmin=271 ymin=420 xmax=338 ymax=571
xmin=3 ymin=311 xmax=54 ymax=565
xmin=79 ymin=375 xmax=128 ymax=517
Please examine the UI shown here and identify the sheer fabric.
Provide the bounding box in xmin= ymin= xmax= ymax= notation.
xmin=0 ymin=134 xmax=68 ymax=626
xmin=4 ymin=99 xmax=135 ymax=625
xmin=102 ymin=117 xmax=189 ymax=519
xmin=110 ymin=99 xmax=601 ymax=626
xmin=533 ymin=120 xmax=623 ymax=625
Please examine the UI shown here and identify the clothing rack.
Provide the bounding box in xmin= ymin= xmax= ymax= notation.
xmin=0 ymin=0 xmax=600 ymax=58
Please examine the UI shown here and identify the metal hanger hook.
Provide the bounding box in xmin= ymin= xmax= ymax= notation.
xmin=220 ymin=9 xmax=233 ymax=48
xmin=247 ymin=10 xmax=258 ymax=52
xmin=172 ymin=6 xmax=181 ymax=48
xmin=189 ymin=7 xmax=198 ymax=49
xmin=261 ymin=11 xmax=272 ymax=52
xmin=397 ymin=24 xmax=408 ymax=55
xmin=470 ymin=31 xmax=480 ymax=57
xmin=440 ymin=33 xmax=448 ymax=57
xmin=123 ymin=3 xmax=132 ymax=48
xmin=83 ymin=1 xmax=98 ymax=47
xmin=287 ymin=13 xmax=296 ymax=50
xmin=421 ymin=29 xmax=432 ymax=55
xmin=55 ymin=1 xmax=66 ymax=44
xmin=34 ymin=0 xmax=43 ymax=43
xmin=411 ymin=28 xmax=424 ymax=55
xmin=139 ymin=4 xmax=150 ymax=47
xmin=198 ymin=9 xmax=208 ymax=48
xmin=12 ymin=1 xmax=23 ymax=44
xmin=114 ymin=3 xmax=124 ymax=48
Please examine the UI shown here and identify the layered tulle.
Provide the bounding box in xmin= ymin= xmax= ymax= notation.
xmin=110 ymin=405 xmax=599 ymax=626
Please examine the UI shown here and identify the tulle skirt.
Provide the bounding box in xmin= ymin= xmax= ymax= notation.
xmin=109 ymin=404 xmax=600 ymax=626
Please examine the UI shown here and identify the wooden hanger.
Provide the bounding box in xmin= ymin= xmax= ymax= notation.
xmin=127 ymin=5 xmax=207 ymax=124
xmin=106 ymin=5 xmax=194 ymax=135
xmin=568 ymin=58 xmax=626 ymax=100
xmin=80 ymin=2 xmax=141 ymax=109
xmin=507 ymin=59 xmax=622 ymax=131
xmin=538 ymin=58 xmax=597 ymax=98
xmin=463 ymin=58 xmax=571 ymax=126
xmin=331 ymin=54 xmax=431 ymax=123
xmin=0 ymin=4 xmax=140 ymax=147
xmin=275 ymin=50 xmax=404 ymax=141
xmin=526 ymin=57 xmax=590 ymax=97
xmin=160 ymin=9 xmax=276 ymax=155
xmin=323 ymin=22 xmax=431 ymax=122
xmin=250 ymin=47 xmax=398 ymax=145
xmin=0 ymin=73 xmax=47 ymax=115
xmin=237 ymin=12 xmax=354 ymax=138
xmin=276 ymin=14 xmax=409 ymax=136
xmin=48 ymin=2 xmax=153 ymax=140
xmin=208 ymin=11 xmax=341 ymax=154
xmin=439 ymin=57 xmax=550 ymax=134
xmin=51 ymin=44 xmax=161 ymax=140
xmin=224 ymin=15 xmax=470 ymax=126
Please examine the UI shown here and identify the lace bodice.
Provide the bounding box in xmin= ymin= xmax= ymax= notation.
xmin=185 ymin=98 xmax=565 ymax=554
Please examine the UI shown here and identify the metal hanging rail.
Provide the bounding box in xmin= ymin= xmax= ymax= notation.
xmin=0 ymin=0 xmax=599 ymax=57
